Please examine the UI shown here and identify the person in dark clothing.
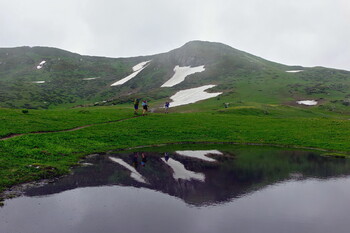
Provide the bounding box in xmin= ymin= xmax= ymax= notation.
xmin=164 ymin=101 xmax=170 ymax=114
xmin=134 ymin=98 xmax=140 ymax=115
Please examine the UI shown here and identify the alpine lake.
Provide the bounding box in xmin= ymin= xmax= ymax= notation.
xmin=1 ymin=144 xmax=350 ymax=233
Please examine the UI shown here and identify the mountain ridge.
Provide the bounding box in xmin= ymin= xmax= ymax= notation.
xmin=1 ymin=41 xmax=349 ymax=110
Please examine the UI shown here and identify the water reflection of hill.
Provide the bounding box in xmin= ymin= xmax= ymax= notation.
xmin=25 ymin=149 xmax=350 ymax=206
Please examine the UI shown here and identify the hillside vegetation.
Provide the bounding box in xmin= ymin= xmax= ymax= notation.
xmin=1 ymin=41 xmax=350 ymax=112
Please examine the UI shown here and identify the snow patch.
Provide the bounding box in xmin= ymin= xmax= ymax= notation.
xmin=297 ymin=100 xmax=318 ymax=106
xmin=176 ymin=150 xmax=222 ymax=162
xmin=36 ymin=60 xmax=46 ymax=69
xmin=109 ymin=157 xmax=148 ymax=184
xmin=161 ymin=65 xmax=205 ymax=87
xmin=83 ymin=77 xmax=98 ymax=80
xmin=32 ymin=81 xmax=45 ymax=84
xmin=170 ymin=85 xmax=222 ymax=107
xmin=111 ymin=60 xmax=151 ymax=86
xmin=286 ymin=70 xmax=303 ymax=73
xmin=132 ymin=61 xmax=150 ymax=71
xmin=161 ymin=157 xmax=205 ymax=181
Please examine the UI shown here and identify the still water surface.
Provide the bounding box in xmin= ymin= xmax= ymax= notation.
xmin=1 ymin=146 xmax=350 ymax=233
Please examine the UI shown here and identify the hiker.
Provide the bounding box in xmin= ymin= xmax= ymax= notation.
xmin=164 ymin=101 xmax=170 ymax=113
xmin=142 ymin=100 xmax=148 ymax=116
xmin=134 ymin=98 xmax=140 ymax=115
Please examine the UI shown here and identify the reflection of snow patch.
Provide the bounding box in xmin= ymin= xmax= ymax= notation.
xmin=32 ymin=81 xmax=45 ymax=84
xmin=109 ymin=157 xmax=148 ymax=184
xmin=176 ymin=150 xmax=222 ymax=162
xmin=36 ymin=61 xmax=46 ymax=69
xmin=111 ymin=61 xmax=151 ymax=86
xmin=297 ymin=100 xmax=318 ymax=106
xmin=170 ymin=85 xmax=222 ymax=107
xmin=286 ymin=70 xmax=303 ymax=73
xmin=161 ymin=65 xmax=205 ymax=87
xmin=161 ymin=158 xmax=205 ymax=181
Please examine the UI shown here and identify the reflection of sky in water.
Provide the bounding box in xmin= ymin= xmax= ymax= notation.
xmin=3 ymin=178 xmax=350 ymax=233
xmin=161 ymin=157 xmax=205 ymax=181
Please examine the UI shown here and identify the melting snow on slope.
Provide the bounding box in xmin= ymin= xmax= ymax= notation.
xmin=109 ymin=157 xmax=148 ymax=184
xmin=286 ymin=70 xmax=303 ymax=73
xmin=32 ymin=81 xmax=45 ymax=84
xmin=161 ymin=157 xmax=205 ymax=181
xmin=170 ymin=85 xmax=222 ymax=107
xmin=161 ymin=65 xmax=205 ymax=87
xmin=36 ymin=61 xmax=46 ymax=69
xmin=83 ymin=77 xmax=98 ymax=80
xmin=176 ymin=150 xmax=222 ymax=162
xmin=296 ymin=100 xmax=318 ymax=106
xmin=111 ymin=60 xmax=151 ymax=86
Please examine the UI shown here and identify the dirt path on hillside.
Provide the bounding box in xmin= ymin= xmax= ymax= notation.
xmin=0 ymin=115 xmax=141 ymax=141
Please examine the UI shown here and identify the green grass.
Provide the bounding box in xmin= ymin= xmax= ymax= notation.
xmin=1 ymin=104 xmax=350 ymax=194
xmin=0 ymin=106 xmax=131 ymax=137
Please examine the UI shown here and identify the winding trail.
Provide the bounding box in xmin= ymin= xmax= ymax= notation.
xmin=0 ymin=115 xmax=141 ymax=141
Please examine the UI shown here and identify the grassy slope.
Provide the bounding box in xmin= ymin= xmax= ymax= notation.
xmin=2 ymin=43 xmax=350 ymax=111
xmin=0 ymin=107 xmax=131 ymax=137
xmin=1 ymin=104 xmax=350 ymax=194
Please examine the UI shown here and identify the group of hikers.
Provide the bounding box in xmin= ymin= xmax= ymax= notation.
xmin=133 ymin=98 xmax=170 ymax=115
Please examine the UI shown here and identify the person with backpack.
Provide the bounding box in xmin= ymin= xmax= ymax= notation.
xmin=142 ymin=100 xmax=148 ymax=116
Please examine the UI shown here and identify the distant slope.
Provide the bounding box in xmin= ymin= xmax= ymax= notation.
xmin=1 ymin=41 xmax=350 ymax=112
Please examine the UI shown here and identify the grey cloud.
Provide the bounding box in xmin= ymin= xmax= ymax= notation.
xmin=0 ymin=0 xmax=349 ymax=70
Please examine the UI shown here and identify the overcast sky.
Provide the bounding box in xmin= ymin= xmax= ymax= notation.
xmin=1 ymin=0 xmax=349 ymax=70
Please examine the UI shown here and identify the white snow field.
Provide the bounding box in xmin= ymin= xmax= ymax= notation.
xmin=170 ymin=85 xmax=222 ymax=107
xmin=296 ymin=100 xmax=318 ymax=106
xmin=286 ymin=70 xmax=303 ymax=73
xmin=176 ymin=150 xmax=222 ymax=162
xmin=161 ymin=157 xmax=205 ymax=181
xmin=161 ymin=65 xmax=205 ymax=87
xmin=111 ymin=60 xmax=150 ymax=86
xmin=32 ymin=81 xmax=45 ymax=84
xmin=36 ymin=61 xmax=46 ymax=69
xmin=109 ymin=157 xmax=148 ymax=184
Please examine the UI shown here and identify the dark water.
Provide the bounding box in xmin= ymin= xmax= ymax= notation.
xmin=2 ymin=146 xmax=350 ymax=233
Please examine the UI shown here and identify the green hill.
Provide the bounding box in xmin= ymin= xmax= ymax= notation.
xmin=1 ymin=41 xmax=350 ymax=113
